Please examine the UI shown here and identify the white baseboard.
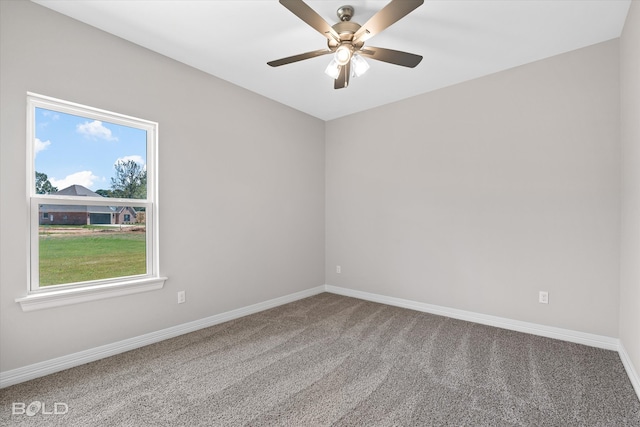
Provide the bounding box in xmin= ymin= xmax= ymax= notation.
xmin=324 ymin=285 xmax=619 ymax=350
xmin=0 ymin=285 xmax=325 ymax=389
xmin=618 ymin=342 xmax=640 ymax=400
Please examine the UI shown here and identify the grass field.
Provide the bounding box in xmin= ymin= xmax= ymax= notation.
xmin=39 ymin=227 xmax=146 ymax=286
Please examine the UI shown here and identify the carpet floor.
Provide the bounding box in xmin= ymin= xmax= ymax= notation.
xmin=1 ymin=293 xmax=639 ymax=426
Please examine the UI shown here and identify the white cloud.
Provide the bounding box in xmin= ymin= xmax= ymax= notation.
xmin=76 ymin=120 xmax=118 ymax=141
xmin=42 ymin=111 xmax=60 ymax=120
xmin=115 ymin=155 xmax=145 ymax=166
xmin=50 ymin=171 xmax=100 ymax=190
xmin=34 ymin=138 xmax=51 ymax=154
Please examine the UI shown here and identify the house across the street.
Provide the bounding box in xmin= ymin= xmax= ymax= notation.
xmin=39 ymin=184 xmax=138 ymax=225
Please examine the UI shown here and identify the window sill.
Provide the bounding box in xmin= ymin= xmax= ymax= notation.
xmin=15 ymin=277 xmax=168 ymax=312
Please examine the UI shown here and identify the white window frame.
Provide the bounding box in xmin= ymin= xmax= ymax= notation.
xmin=16 ymin=93 xmax=166 ymax=311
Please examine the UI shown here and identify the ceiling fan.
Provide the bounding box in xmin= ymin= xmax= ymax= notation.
xmin=267 ymin=0 xmax=424 ymax=89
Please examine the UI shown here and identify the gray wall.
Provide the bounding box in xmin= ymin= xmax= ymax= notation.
xmin=620 ymin=0 xmax=640 ymax=384
xmin=326 ymin=40 xmax=621 ymax=337
xmin=0 ymin=0 xmax=325 ymax=372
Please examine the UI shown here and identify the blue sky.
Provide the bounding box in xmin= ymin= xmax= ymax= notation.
xmin=34 ymin=107 xmax=147 ymax=192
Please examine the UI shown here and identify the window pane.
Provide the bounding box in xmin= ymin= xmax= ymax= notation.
xmin=39 ymin=204 xmax=147 ymax=287
xmin=34 ymin=107 xmax=148 ymax=199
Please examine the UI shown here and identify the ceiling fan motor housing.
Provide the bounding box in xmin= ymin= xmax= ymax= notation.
xmin=328 ymin=21 xmax=363 ymax=50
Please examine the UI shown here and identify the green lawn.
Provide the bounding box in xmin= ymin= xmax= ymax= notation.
xmin=39 ymin=231 xmax=146 ymax=286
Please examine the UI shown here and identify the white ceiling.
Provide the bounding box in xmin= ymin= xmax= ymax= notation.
xmin=33 ymin=0 xmax=631 ymax=121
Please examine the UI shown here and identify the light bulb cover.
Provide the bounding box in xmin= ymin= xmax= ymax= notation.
xmin=324 ymin=59 xmax=341 ymax=79
xmin=351 ymin=54 xmax=370 ymax=77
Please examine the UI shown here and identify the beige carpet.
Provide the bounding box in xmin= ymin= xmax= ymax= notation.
xmin=1 ymin=293 xmax=639 ymax=426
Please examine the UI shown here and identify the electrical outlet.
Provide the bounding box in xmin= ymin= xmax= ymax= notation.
xmin=336 ymin=265 xmax=341 ymax=274
xmin=177 ymin=291 xmax=186 ymax=304
xmin=539 ymin=291 xmax=548 ymax=304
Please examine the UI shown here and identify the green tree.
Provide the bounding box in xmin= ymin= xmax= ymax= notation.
xmin=35 ymin=172 xmax=58 ymax=194
xmin=110 ymin=160 xmax=146 ymax=199
xmin=95 ymin=189 xmax=113 ymax=197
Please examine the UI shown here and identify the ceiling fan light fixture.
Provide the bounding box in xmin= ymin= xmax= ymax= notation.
xmin=324 ymin=59 xmax=341 ymax=79
xmin=351 ymin=54 xmax=369 ymax=77
xmin=334 ymin=44 xmax=352 ymax=66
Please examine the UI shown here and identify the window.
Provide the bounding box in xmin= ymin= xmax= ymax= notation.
xmin=17 ymin=93 xmax=166 ymax=311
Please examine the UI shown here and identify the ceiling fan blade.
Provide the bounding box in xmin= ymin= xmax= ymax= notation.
xmin=268 ymin=49 xmax=332 ymax=67
xmin=359 ymin=46 xmax=422 ymax=68
xmin=353 ymin=0 xmax=424 ymax=43
xmin=334 ymin=61 xmax=350 ymax=89
xmin=279 ymin=0 xmax=340 ymax=42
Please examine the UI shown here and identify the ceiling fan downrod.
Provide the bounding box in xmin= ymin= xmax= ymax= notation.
xmin=337 ymin=5 xmax=354 ymax=22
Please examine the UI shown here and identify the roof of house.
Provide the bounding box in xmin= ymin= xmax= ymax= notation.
xmin=39 ymin=185 xmax=140 ymax=215
xmin=116 ymin=206 xmax=137 ymax=215
xmin=40 ymin=184 xmax=115 ymax=214
xmin=53 ymin=184 xmax=102 ymax=197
